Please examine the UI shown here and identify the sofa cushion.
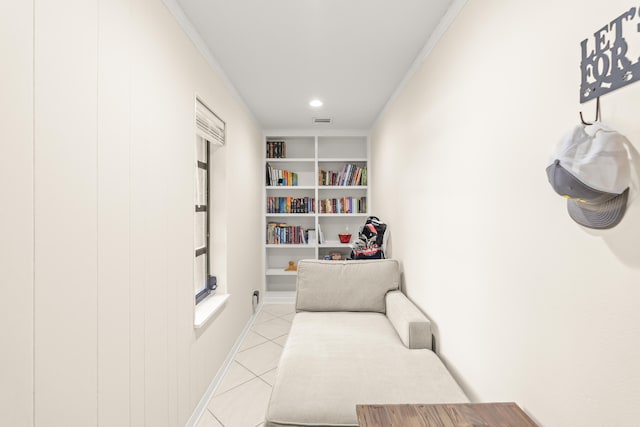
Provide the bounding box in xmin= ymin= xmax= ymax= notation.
xmin=295 ymin=259 xmax=400 ymax=313
xmin=265 ymin=312 xmax=469 ymax=427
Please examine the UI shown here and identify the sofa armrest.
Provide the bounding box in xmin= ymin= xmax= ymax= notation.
xmin=385 ymin=290 xmax=432 ymax=350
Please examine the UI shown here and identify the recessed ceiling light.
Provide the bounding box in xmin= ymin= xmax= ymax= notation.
xmin=309 ymin=99 xmax=323 ymax=107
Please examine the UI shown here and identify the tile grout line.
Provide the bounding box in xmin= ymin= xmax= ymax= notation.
xmin=220 ymin=373 xmax=274 ymax=398
xmin=212 ymin=412 xmax=224 ymax=427
xmin=256 ymin=372 xmax=275 ymax=388
xmin=212 ymin=361 xmax=258 ymax=396
xmin=206 ymin=304 xmax=294 ymax=427
xmin=251 ymin=330 xmax=287 ymax=342
xmin=187 ymin=303 xmax=271 ymax=427
xmin=208 ymin=376 xmax=274 ymax=426
xmin=237 ymin=341 xmax=267 ymax=354
xmin=233 ymin=359 xmax=273 ymax=380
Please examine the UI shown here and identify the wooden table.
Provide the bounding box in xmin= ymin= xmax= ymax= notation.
xmin=356 ymin=402 xmax=538 ymax=427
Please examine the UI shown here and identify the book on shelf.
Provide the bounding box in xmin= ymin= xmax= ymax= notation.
xmin=266 ymin=163 xmax=299 ymax=186
xmin=266 ymin=222 xmax=309 ymax=244
xmin=318 ymin=164 xmax=367 ymax=186
xmin=266 ymin=140 xmax=286 ymax=158
xmin=318 ymin=196 xmax=367 ymax=214
xmin=266 ymin=196 xmax=315 ymax=214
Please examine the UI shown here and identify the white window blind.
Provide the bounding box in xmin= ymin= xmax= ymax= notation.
xmin=196 ymin=99 xmax=225 ymax=146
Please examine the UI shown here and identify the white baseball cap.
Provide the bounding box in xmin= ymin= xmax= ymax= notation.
xmin=546 ymin=123 xmax=632 ymax=229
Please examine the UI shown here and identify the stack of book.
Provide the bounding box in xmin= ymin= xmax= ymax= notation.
xmin=318 ymin=197 xmax=367 ymax=214
xmin=267 ymin=163 xmax=298 ymax=186
xmin=266 ymin=196 xmax=315 ymax=214
xmin=266 ymin=141 xmax=286 ymax=158
xmin=318 ymin=164 xmax=367 ymax=186
xmin=266 ymin=223 xmax=308 ymax=244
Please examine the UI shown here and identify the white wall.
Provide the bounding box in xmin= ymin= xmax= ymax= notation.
xmin=0 ymin=0 xmax=263 ymax=426
xmin=0 ymin=1 xmax=34 ymax=425
xmin=371 ymin=1 xmax=640 ymax=426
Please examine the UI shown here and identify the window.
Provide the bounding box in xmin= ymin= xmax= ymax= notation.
xmin=194 ymin=98 xmax=225 ymax=304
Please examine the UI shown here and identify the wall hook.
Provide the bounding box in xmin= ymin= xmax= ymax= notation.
xmin=580 ymin=96 xmax=601 ymax=125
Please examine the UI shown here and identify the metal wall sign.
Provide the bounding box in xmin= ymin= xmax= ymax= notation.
xmin=580 ymin=7 xmax=640 ymax=103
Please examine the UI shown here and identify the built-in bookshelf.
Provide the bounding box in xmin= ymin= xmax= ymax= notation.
xmin=263 ymin=134 xmax=369 ymax=295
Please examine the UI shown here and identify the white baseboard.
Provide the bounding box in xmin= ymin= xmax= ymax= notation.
xmin=185 ymin=304 xmax=265 ymax=427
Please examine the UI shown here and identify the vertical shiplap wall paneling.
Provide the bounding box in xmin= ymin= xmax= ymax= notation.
xmin=156 ymin=14 xmax=194 ymax=427
xmin=143 ymin=5 xmax=173 ymax=426
xmin=164 ymin=93 xmax=182 ymax=427
xmin=34 ymin=0 xmax=99 ymax=426
xmin=0 ymin=0 xmax=263 ymax=424
xmin=0 ymin=1 xmax=34 ymax=426
xmin=175 ymin=99 xmax=192 ymax=425
xmin=166 ymin=72 xmax=195 ymax=427
xmin=131 ymin=3 xmax=173 ymax=425
xmin=189 ymin=330 xmax=207 ymax=413
xmin=97 ymin=0 xmax=132 ymax=425
xmin=128 ymin=104 xmax=146 ymax=427
xmin=161 ymin=27 xmax=197 ymax=427
xmin=128 ymin=2 xmax=148 ymax=425
xmin=140 ymin=67 xmax=170 ymax=427
xmin=164 ymin=96 xmax=186 ymax=427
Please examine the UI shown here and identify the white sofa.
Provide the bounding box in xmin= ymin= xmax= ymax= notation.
xmin=265 ymin=259 xmax=468 ymax=427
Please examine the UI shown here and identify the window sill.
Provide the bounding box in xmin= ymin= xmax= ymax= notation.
xmin=194 ymin=293 xmax=230 ymax=329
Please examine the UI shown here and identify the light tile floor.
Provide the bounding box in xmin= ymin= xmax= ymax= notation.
xmin=198 ymin=303 xmax=295 ymax=427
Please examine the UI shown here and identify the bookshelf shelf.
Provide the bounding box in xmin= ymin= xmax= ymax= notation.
xmin=267 ymin=158 xmax=315 ymax=163
xmin=265 ymin=244 xmax=315 ymax=249
xmin=264 ymin=134 xmax=369 ymax=294
xmin=318 ymin=186 xmax=368 ymax=190
xmin=266 ymin=213 xmax=315 ymax=217
xmin=266 ymin=269 xmax=298 ymax=276
xmin=318 ymin=157 xmax=368 ymax=163
xmin=319 ymin=241 xmax=353 ymax=248
xmin=266 ymin=185 xmax=316 ymax=190
xmin=317 ymin=213 xmax=369 ymax=217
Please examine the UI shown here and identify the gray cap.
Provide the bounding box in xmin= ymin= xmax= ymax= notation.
xmin=546 ymin=124 xmax=631 ymax=229
xmin=546 ymin=160 xmax=629 ymax=229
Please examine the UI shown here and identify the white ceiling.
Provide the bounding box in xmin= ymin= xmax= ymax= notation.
xmin=174 ymin=0 xmax=455 ymax=130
